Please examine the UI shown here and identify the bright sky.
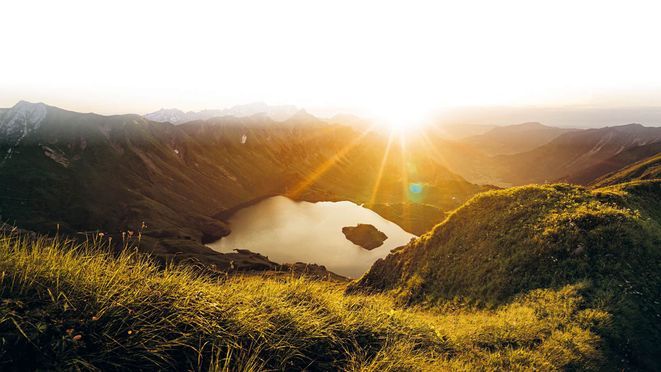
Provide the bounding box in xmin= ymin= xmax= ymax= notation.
xmin=2 ymin=0 xmax=661 ymax=125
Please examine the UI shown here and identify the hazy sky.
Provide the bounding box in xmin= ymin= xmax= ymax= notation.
xmin=2 ymin=0 xmax=661 ymax=125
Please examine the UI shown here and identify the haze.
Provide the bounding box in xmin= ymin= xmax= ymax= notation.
xmin=2 ymin=0 xmax=661 ymax=126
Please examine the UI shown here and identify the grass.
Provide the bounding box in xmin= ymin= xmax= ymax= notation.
xmin=1 ymin=233 xmax=610 ymax=371
xmin=352 ymin=180 xmax=661 ymax=370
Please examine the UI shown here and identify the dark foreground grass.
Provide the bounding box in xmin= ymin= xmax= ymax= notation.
xmin=0 ymin=234 xmax=609 ymax=371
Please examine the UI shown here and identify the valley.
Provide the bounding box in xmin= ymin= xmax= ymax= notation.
xmin=4 ymin=2 xmax=661 ymax=370
xmin=0 ymin=101 xmax=483 ymax=271
xmin=0 ymin=101 xmax=660 ymax=370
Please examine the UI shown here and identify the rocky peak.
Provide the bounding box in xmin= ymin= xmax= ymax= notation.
xmin=0 ymin=101 xmax=48 ymax=138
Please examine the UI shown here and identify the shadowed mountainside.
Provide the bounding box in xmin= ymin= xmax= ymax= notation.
xmin=411 ymin=123 xmax=661 ymax=188
xmin=590 ymin=152 xmax=661 ymax=188
xmin=488 ymin=124 xmax=661 ymax=185
xmin=0 ymin=101 xmax=484 ymax=268
xmin=559 ymin=140 xmax=661 ymax=185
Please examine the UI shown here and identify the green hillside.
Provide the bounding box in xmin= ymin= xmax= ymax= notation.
xmin=0 ymin=233 xmax=613 ymax=370
xmin=351 ymin=180 xmax=661 ymax=370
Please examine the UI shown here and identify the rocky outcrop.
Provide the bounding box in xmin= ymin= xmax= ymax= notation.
xmin=341 ymin=224 xmax=387 ymax=250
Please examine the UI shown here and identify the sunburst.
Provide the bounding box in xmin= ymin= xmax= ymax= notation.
xmin=286 ymin=125 xmax=377 ymax=199
xmin=367 ymin=129 xmax=396 ymax=207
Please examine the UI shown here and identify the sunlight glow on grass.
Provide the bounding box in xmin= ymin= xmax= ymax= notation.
xmin=0 ymin=232 xmax=609 ymax=370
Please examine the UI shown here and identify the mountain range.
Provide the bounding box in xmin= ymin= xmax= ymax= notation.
xmin=0 ymin=101 xmax=485 ymax=269
xmin=487 ymin=123 xmax=661 ymax=185
xmin=1 ymin=100 xmax=660 ymax=261
xmin=426 ymin=122 xmax=661 ymax=187
xmin=461 ymin=121 xmax=579 ymax=155
xmin=143 ymin=102 xmax=300 ymax=124
xmin=1 ymin=100 xmax=660 ymax=370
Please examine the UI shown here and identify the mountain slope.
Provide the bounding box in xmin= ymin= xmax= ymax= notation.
xmin=0 ymin=101 xmax=484 ymax=263
xmin=351 ymin=180 xmax=661 ymax=370
xmin=491 ymin=124 xmax=661 ymax=185
xmin=565 ymin=140 xmax=661 ymax=185
xmin=462 ymin=122 xmax=578 ymax=156
xmin=590 ymin=152 xmax=661 ymax=187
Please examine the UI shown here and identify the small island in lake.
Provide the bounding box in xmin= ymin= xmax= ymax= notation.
xmin=341 ymin=224 xmax=388 ymax=250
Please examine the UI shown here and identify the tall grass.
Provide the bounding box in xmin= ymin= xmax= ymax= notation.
xmin=0 ymin=233 xmax=606 ymax=370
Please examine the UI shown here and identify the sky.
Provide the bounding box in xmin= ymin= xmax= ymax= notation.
xmin=2 ymin=0 xmax=661 ymax=127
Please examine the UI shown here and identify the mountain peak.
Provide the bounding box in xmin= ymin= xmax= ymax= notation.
xmin=144 ymin=103 xmax=300 ymax=124
xmin=12 ymin=100 xmax=47 ymax=111
xmin=144 ymin=108 xmax=187 ymax=124
xmin=489 ymin=122 xmax=552 ymax=132
xmin=611 ymin=123 xmax=644 ymax=129
xmin=515 ymin=121 xmax=545 ymax=128
xmin=1 ymin=101 xmax=47 ymax=130
xmin=286 ymin=109 xmax=324 ymax=124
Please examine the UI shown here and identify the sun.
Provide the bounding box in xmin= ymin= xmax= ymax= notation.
xmin=367 ymin=98 xmax=433 ymax=136
xmin=379 ymin=109 xmax=430 ymax=136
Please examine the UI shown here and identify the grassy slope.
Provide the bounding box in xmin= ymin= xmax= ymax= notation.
xmin=1 ymin=234 xmax=608 ymax=371
xmin=351 ymin=180 xmax=661 ymax=370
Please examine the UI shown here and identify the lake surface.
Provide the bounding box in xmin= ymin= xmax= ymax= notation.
xmin=208 ymin=196 xmax=416 ymax=278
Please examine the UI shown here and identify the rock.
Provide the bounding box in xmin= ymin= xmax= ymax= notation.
xmin=341 ymin=224 xmax=388 ymax=250
xmin=280 ymin=262 xmax=348 ymax=281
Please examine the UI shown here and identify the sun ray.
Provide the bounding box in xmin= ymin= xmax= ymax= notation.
xmin=286 ymin=125 xmax=377 ymax=199
xmin=367 ymin=129 xmax=396 ymax=207
xmin=416 ymin=132 xmax=481 ymax=196
xmin=398 ymin=135 xmax=412 ymax=231
xmin=417 ymin=131 xmax=453 ymax=171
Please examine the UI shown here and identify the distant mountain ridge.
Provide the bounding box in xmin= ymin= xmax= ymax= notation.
xmin=144 ymin=102 xmax=300 ymax=124
xmin=462 ymin=122 xmax=578 ymax=155
xmin=487 ymin=123 xmax=661 ymax=185
xmin=431 ymin=123 xmax=496 ymax=140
